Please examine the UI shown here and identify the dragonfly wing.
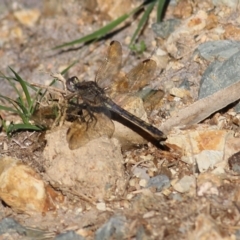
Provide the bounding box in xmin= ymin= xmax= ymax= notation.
xmin=96 ymin=41 xmax=122 ymax=89
xmin=66 ymin=111 xmax=115 ymax=150
xmin=125 ymin=59 xmax=157 ymax=93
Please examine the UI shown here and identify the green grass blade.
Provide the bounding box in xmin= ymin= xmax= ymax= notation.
xmin=61 ymin=60 xmax=78 ymax=75
xmin=0 ymin=74 xmax=24 ymax=100
xmin=10 ymin=76 xmax=39 ymax=92
xmin=4 ymin=74 xmax=39 ymax=92
xmin=0 ymin=104 xmax=18 ymax=113
xmin=156 ymin=0 xmax=166 ymax=22
xmin=0 ymin=117 xmax=7 ymax=133
xmin=29 ymin=88 xmax=44 ymax=114
xmin=0 ymin=94 xmax=22 ymax=112
xmin=53 ymin=14 xmax=130 ymax=49
xmin=130 ymin=2 xmax=155 ymax=46
xmin=12 ymin=73 xmax=37 ymax=116
xmin=53 ymin=6 xmax=141 ymax=49
xmin=6 ymin=123 xmax=43 ymax=134
xmin=0 ymin=94 xmax=28 ymax=122
xmin=10 ymin=60 xmax=77 ymax=114
xmin=15 ymin=97 xmax=31 ymax=116
xmin=9 ymin=67 xmax=32 ymax=109
xmin=0 ymin=71 xmax=40 ymax=117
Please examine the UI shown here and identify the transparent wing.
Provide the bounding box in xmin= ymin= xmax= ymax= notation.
xmin=66 ymin=111 xmax=114 ymax=150
xmin=95 ymin=41 xmax=122 ymax=89
xmin=111 ymin=59 xmax=157 ymax=94
xmin=126 ymin=59 xmax=157 ymax=92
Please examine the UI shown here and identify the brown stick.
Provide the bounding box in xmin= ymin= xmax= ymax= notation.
xmin=160 ymin=80 xmax=240 ymax=134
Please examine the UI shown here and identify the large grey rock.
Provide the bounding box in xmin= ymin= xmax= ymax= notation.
xmin=197 ymin=41 xmax=240 ymax=106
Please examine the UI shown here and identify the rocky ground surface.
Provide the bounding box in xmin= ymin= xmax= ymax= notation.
xmin=1 ymin=0 xmax=240 ymax=239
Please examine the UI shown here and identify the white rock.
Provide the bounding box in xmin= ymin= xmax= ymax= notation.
xmin=195 ymin=150 xmax=223 ymax=172
xmin=172 ymin=175 xmax=196 ymax=193
xmin=139 ymin=179 xmax=148 ymax=187
xmin=96 ymin=202 xmax=106 ymax=211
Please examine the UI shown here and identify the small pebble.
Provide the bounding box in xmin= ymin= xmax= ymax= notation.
xmin=96 ymin=202 xmax=106 ymax=211
xmin=95 ymin=216 xmax=126 ymax=240
xmin=146 ymin=174 xmax=170 ymax=192
xmin=55 ymin=230 xmax=85 ymax=240
xmin=152 ymin=19 xmax=181 ymax=39
xmin=0 ymin=218 xmax=26 ymax=235
xmin=228 ymin=151 xmax=240 ymax=173
xmin=139 ymin=179 xmax=147 ymax=187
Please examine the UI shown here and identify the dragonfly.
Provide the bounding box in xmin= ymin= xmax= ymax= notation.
xmin=66 ymin=41 xmax=166 ymax=150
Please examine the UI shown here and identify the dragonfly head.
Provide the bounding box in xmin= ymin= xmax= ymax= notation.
xmin=66 ymin=76 xmax=79 ymax=92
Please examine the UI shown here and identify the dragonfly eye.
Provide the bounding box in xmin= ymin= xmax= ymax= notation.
xmin=66 ymin=76 xmax=79 ymax=92
xmin=73 ymin=76 xmax=79 ymax=84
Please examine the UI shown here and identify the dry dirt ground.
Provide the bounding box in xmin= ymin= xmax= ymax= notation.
xmin=1 ymin=0 xmax=240 ymax=239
